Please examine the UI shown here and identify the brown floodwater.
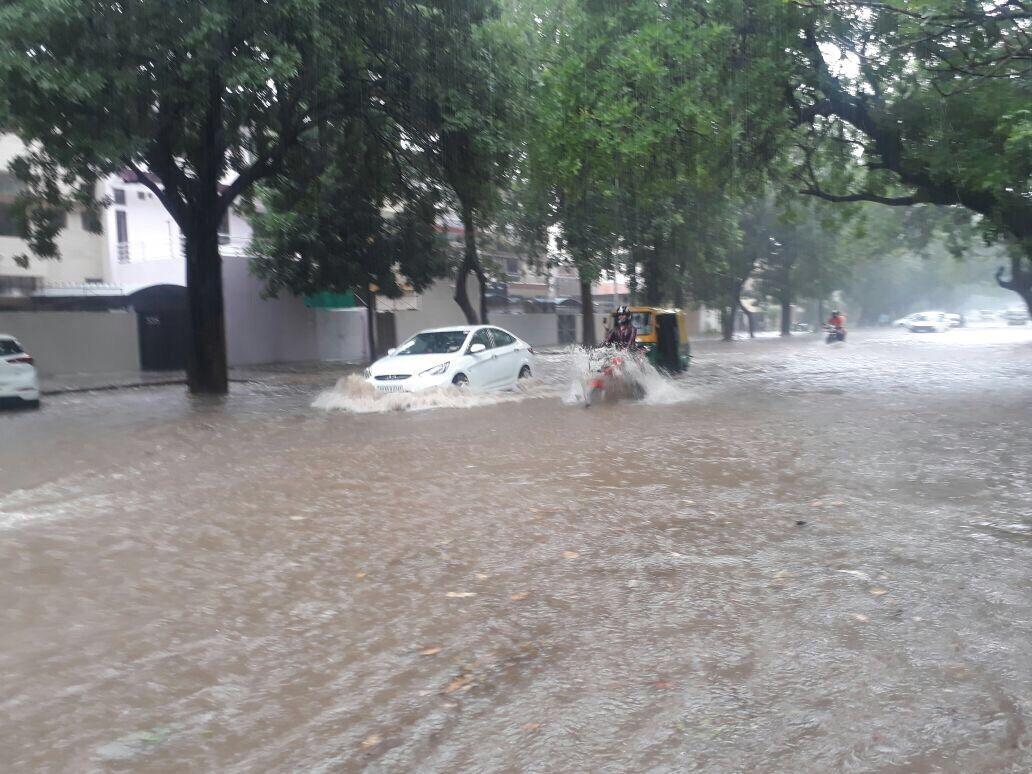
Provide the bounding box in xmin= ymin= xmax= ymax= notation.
xmin=2 ymin=327 xmax=1031 ymax=772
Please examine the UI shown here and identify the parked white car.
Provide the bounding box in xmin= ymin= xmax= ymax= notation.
xmin=904 ymin=312 xmax=950 ymax=333
xmin=1002 ymin=308 xmax=1030 ymax=326
xmin=0 ymin=334 xmax=40 ymax=408
xmin=366 ymin=325 xmax=535 ymax=393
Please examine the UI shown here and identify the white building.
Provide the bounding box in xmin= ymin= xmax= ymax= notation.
xmin=100 ymin=169 xmax=253 ymax=291
xmin=0 ymin=135 xmax=110 ymax=294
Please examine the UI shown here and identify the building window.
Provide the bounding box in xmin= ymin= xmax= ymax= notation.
xmin=80 ymin=210 xmax=102 ymax=233
xmin=218 ymin=211 xmax=230 ymax=244
xmin=112 ymin=188 xmax=125 ymax=205
xmin=505 ymin=257 xmax=520 ymax=277
xmin=0 ymin=172 xmax=22 ymax=237
xmin=0 ymin=202 xmax=20 ymax=236
xmin=85 ymin=277 xmax=103 ymax=284
xmin=115 ymin=210 xmax=129 ymax=262
xmin=137 ymin=191 xmax=147 ymax=200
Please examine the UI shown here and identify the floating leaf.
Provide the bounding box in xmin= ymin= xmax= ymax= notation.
xmin=510 ymin=592 xmax=530 ymax=601
xmin=562 ymin=551 xmax=579 ymax=559
xmin=852 ymin=613 xmax=869 ymax=623
xmin=870 ymin=587 xmax=889 ymax=596
xmin=355 ymin=571 xmax=367 ymax=580
xmin=475 ymin=573 xmax=489 ymax=580
xmin=521 ymin=722 xmax=542 ymax=732
xmin=419 ymin=647 xmax=442 ymax=656
xmin=446 ymin=591 xmax=476 ymax=598
xmin=443 ymin=675 xmax=472 ymax=694
xmin=360 ymin=734 xmax=382 ymax=750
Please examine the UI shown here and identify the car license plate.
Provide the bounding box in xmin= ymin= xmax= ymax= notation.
xmin=376 ymin=384 xmax=405 ymax=393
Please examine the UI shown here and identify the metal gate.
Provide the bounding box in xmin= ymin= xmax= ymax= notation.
xmin=129 ymin=285 xmax=188 ymax=371
xmin=557 ymin=314 xmax=577 ymax=344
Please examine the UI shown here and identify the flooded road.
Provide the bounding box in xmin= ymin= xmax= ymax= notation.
xmin=2 ymin=327 xmax=1032 ymax=772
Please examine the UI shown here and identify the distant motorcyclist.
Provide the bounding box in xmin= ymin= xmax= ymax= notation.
xmin=603 ymin=305 xmax=637 ymax=349
xmin=825 ymin=309 xmax=847 ymax=342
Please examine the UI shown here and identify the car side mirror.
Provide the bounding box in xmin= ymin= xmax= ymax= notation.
xmin=470 ymin=343 xmax=486 ymax=354
xmin=387 ymin=348 xmax=396 ymax=356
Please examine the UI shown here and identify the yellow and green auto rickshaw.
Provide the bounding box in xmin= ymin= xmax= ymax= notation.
xmin=608 ymin=306 xmax=691 ymax=372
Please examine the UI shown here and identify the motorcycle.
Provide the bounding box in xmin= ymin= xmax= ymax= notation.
xmin=583 ymin=347 xmax=646 ymax=407
xmin=824 ymin=325 xmax=847 ymax=344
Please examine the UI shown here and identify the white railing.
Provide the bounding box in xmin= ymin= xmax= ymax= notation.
xmin=117 ymin=236 xmax=251 ymax=264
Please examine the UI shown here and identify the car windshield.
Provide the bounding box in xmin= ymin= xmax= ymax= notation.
xmin=0 ymin=339 xmax=23 ymax=356
xmin=395 ymin=331 xmax=468 ymax=355
xmin=913 ymin=314 xmax=928 ymax=321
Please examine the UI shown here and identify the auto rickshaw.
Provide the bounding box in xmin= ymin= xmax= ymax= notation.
xmin=606 ymin=306 xmax=691 ymax=372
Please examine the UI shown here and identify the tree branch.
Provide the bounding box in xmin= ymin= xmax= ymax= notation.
xmin=800 ymin=186 xmax=919 ymax=205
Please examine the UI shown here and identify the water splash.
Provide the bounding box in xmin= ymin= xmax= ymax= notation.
xmin=561 ymin=346 xmax=695 ymax=407
xmin=311 ymin=374 xmax=559 ymax=414
xmin=311 ymin=348 xmax=692 ymax=413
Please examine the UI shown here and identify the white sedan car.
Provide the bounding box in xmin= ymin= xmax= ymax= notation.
xmin=367 ymin=325 xmax=535 ymax=393
xmin=903 ymin=312 xmax=950 ymax=333
xmin=1 ymin=334 xmax=40 ymax=408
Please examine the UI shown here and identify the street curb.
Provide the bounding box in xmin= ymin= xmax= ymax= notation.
xmin=39 ymin=375 xmax=297 ymax=397
xmin=40 ymin=378 xmax=187 ymax=396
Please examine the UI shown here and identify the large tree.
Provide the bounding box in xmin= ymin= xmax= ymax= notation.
xmin=246 ymin=116 xmax=448 ymax=362
xmin=520 ymin=0 xmax=795 ymax=339
xmin=788 ymin=0 xmax=1032 ymax=314
xmin=0 ymin=0 xmax=490 ymax=393
xmin=754 ymin=198 xmax=847 ymax=335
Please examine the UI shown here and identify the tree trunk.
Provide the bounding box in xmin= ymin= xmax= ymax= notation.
xmin=358 ymin=285 xmax=377 ymax=363
xmin=579 ymin=275 xmax=596 ymax=346
xmin=996 ymin=254 xmax=1032 ymax=318
xmin=644 ymin=248 xmax=661 ymax=306
xmin=182 ymin=214 xmax=228 ymax=395
xmin=780 ymin=297 xmax=792 ymax=336
xmin=453 ymin=256 xmax=478 ymax=325
xmin=454 ymin=205 xmax=485 ymax=325
xmin=720 ymin=305 xmax=735 ymax=341
xmin=739 ymin=299 xmax=756 ymax=338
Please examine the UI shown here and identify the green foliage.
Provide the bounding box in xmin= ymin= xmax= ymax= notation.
xmin=247 ymin=120 xmax=448 ymax=301
xmin=515 ymin=0 xmax=798 ymax=305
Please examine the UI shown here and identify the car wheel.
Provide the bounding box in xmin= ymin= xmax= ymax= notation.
xmin=452 ymin=373 xmax=469 ymax=388
xmin=518 ymin=365 xmax=532 ymax=379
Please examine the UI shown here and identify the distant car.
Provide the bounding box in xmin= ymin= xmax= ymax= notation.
xmin=366 ymin=325 xmax=534 ymax=393
xmin=979 ymin=310 xmax=997 ymax=321
xmin=945 ymin=313 xmax=962 ymax=328
xmin=0 ymin=334 xmax=40 ymax=408
xmin=1002 ymin=309 xmax=1030 ymax=326
xmin=904 ymin=312 xmax=950 ymax=333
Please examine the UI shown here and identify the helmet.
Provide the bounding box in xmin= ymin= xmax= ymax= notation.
xmin=832 ymin=309 xmax=841 ymax=316
xmin=615 ymin=305 xmax=631 ymax=324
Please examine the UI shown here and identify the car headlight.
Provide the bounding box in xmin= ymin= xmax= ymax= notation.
xmin=420 ymin=362 xmax=450 ymax=377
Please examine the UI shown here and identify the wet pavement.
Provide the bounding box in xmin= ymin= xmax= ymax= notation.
xmin=2 ymin=326 xmax=1031 ymax=772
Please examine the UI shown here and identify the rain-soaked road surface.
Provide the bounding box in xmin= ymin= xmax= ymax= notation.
xmin=2 ymin=327 xmax=1031 ymax=772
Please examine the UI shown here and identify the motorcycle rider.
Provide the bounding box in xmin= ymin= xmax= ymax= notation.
xmin=826 ymin=309 xmax=847 ymax=341
xmin=603 ymin=305 xmax=637 ymax=348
